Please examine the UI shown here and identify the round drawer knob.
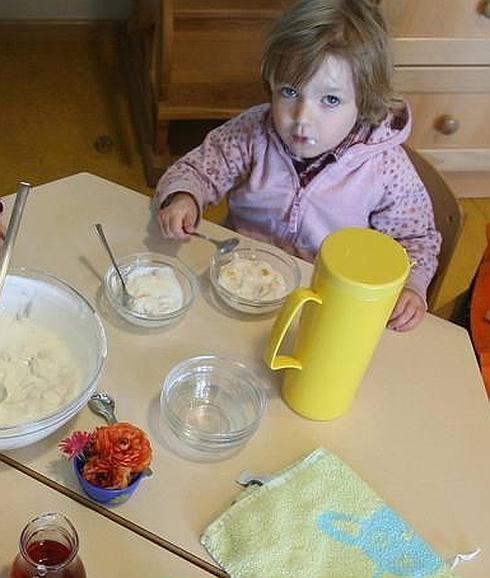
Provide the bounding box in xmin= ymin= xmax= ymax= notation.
xmin=482 ymin=0 xmax=490 ymax=18
xmin=436 ymin=115 xmax=460 ymax=136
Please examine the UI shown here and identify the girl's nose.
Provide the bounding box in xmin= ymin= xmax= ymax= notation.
xmin=293 ymin=100 xmax=311 ymax=124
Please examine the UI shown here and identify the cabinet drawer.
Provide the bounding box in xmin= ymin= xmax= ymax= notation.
xmin=381 ymin=0 xmax=490 ymax=38
xmin=406 ymin=93 xmax=490 ymax=149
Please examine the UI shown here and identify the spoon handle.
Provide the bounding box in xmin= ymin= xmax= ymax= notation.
xmin=100 ymin=409 xmax=118 ymax=425
xmin=189 ymin=231 xmax=209 ymax=241
xmin=0 ymin=182 xmax=31 ymax=296
xmin=189 ymin=231 xmax=221 ymax=249
xmin=94 ymin=223 xmax=128 ymax=293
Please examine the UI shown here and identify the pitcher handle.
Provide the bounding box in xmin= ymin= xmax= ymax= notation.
xmin=264 ymin=287 xmax=322 ymax=370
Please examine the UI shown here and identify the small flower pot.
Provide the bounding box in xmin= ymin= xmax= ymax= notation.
xmin=73 ymin=457 xmax=143 ymax=506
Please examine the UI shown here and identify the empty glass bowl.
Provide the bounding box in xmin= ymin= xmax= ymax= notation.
xmin=209 ymin=244 xmax=301 ymax=314
xmin=103 ymin=252 xmax=198 ymax=328
xmin=160 ymin=356 xmax=268 ymax=460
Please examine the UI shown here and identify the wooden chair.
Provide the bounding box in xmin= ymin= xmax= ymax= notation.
xmin=404 ymin=145 xmax=464 ymax=311
xmin=126 ymin=0 xmax=285 ymax=186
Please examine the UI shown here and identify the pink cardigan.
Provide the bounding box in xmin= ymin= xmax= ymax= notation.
xmin=156 ymin=104 xmax=441 ymax=300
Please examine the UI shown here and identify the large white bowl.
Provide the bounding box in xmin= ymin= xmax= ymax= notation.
xmin=0 ymin=268 xmax=107 ymax=450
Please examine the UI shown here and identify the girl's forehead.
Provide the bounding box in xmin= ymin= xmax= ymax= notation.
xmin=308 ymin=56 xmax=354 ymax=91
xmin=274 ymin=53 xmax=354 ymax=90
xmin=271 ymin=52 xmax=355 ymax=94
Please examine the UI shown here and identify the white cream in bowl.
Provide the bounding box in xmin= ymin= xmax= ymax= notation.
xmin=123 ymin=265 xmax=184 ymax=316
xmin=0 ymin=317 xmax=82 ymax=426
xmin=217 ymin=254 xmax=287 ymax=301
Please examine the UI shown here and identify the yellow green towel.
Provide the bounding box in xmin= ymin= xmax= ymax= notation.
xmin=201 ymin=448 xmax=456 ymax=578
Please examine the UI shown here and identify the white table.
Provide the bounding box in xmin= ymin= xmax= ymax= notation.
xmin=2 ymin=173 xmax=490 ymax=577
xmin=0 ymin=462 xmax=214 ymax=578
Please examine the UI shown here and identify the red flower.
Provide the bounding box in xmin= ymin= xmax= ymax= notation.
xmin=59 ymin=423 xmax=152 ymax=489
xmin=82 ymin=457 xmax=133 ymax=489
xmin=60 ymin=421 xmax=152 ymax=489
xmin=59 ymin=431 xmax=91 ymax=459
xmin=91 ymin=422 xmax=152 ymax=473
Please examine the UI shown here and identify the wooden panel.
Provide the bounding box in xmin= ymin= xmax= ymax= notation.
xmin=444 ymin=172 xmax=490 ymax=198
xmin=394 ymin=38 xmax=490 ymax=66
xmin=394 ymin=66 xmax=490 ymax=93
xmin=404 ymin=93 xmax=490 ymax=148
xmin=420 ymin=149 xmax=490 ymax=173
xmin=158 ymin=82 xmax=267 ymax=119
xmin=174 ymin=0 xmax=285 ymax=19
xmin=381 ymin=0 xmax=490 ymax=38
xmin=170 ymin=24 xmax=269 ymax=84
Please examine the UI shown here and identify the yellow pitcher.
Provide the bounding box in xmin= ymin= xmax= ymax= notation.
xmin=264 ymin=228 xmax=410 ymax=421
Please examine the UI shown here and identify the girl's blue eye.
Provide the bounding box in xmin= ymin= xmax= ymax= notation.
xmin=279 ymin=86 xmax=298 ymax=99
xmin=322 ymin=94 xmax=340 ymax=107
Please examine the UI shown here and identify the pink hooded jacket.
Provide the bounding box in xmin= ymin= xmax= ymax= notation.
xmin=155 ymin=103 xmax=441 ymax=301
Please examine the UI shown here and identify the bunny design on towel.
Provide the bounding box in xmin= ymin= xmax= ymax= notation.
xmin=317 ymin=506 xmax=442 ymax=578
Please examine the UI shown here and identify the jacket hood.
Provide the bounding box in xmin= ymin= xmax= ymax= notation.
xmin=333 ymin=104 xmax=412 ymax=171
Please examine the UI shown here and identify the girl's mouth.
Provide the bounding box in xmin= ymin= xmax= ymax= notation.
xmin=292 ymin=135 xmax=317 ymax=146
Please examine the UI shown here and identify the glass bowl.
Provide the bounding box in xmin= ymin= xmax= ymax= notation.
xmin=103 ymin=252 xmax=198 ymax=328
xmin=209 ymin=245 xmax=301 ymax=314
xmin=160 ymin=356 xmax=268 ymax=460
xmin=0 ymin=268 xmax=107 ymax=450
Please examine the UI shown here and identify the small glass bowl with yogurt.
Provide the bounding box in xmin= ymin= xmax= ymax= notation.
xmin=209 ymin=244 xmax=301 ymax=314
xmin=103 ymin=252 xmax=198 ymax=328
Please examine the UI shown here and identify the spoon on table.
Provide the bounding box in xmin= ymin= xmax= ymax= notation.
xmin=189 ymin=231 xmax=239 ymax=255
xmin=88 ymin=391 xmax=153 ymax=477
xmin=0 ymin=182 xmax=31 ymax=297
xmin=0 ymin=181 xmax=32 ymax=404
xmin=88 ymin=391 xmax=117 ymax=424
xmin=94 ymin=223 xmax=132 ymax=306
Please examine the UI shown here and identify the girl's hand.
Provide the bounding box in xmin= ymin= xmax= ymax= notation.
xmin=387 ymin=288 xmax=426 ymax=332
xmin=157 ymin=193 xmax=198 ymax=239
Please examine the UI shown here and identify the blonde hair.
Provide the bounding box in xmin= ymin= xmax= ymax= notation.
xmin=261 ymin=0 xmax=399 ymax=125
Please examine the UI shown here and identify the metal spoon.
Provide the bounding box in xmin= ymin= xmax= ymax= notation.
xmin=190 ymin=231 xmax=239 ymax=254
xmin=0 ymin=182 xmax=31 ymax=297
xmin=94 ymin=223 xmax=132 ymax=306
xmin=88 ymin=391 xmax=117 ymax=424
xmin=0 ymin=181 xmax=31 ymax=404
xmin=88 ymin=391 xmax=153 ymax=477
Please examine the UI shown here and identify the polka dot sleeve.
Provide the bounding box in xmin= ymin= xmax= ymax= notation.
xmin=369 ymin=147 xmax=442 ymax=302
xmin=154 ymin=107 xmax=265 ymax=215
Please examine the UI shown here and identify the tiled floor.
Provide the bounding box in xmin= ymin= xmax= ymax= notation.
xmin=0 ymin=22 xmax=487 ymax=319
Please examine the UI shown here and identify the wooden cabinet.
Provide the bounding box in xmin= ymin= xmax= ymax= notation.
xmin=383 ymin=0 xmax=490 ymax=195
xmin=383 ymin=0 xmax=490 ymax=37
xmin=127 ymin=0 xmax=490 ymax=193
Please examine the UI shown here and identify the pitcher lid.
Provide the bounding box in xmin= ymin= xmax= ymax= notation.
xmin=318 ymin=228 xmax=410 ymax=296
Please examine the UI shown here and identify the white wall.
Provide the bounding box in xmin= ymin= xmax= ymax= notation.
xmin=0 ymin=0 xmax=130 ymax=20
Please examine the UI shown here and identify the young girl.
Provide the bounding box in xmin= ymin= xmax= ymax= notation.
xmin=154 ymin=0 xmax=441 ymax=332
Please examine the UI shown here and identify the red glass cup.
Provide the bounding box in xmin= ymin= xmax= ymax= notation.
xmin=10 ymin=512 xmax=86 ymax=578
